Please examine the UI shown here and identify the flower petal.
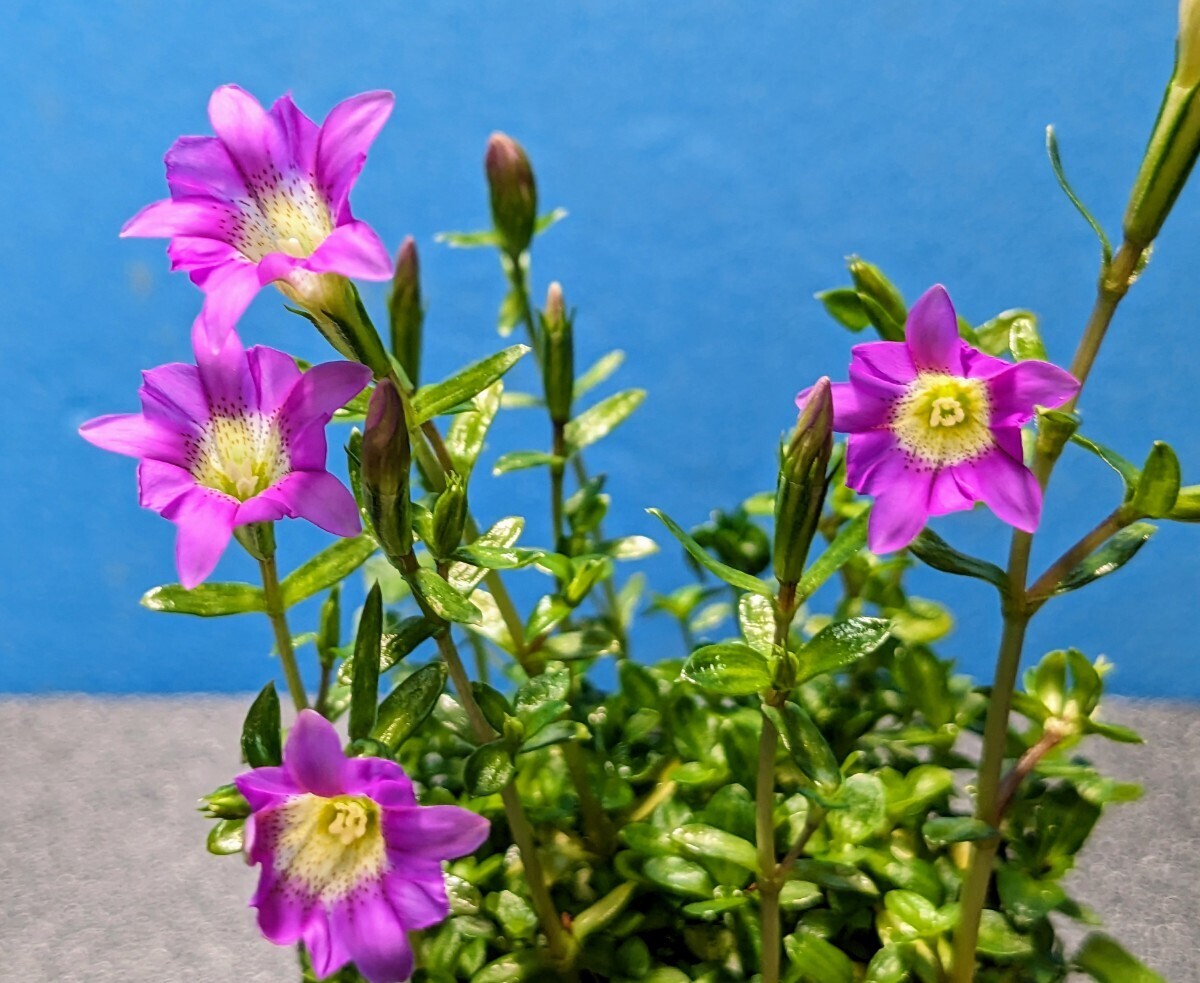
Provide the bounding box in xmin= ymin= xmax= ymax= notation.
xmin=192 ymin=321 xmax=255 ymax=411
xmin=845 ymin=430 xmax=904 ymax=493
xmin=246 ymin=470 xmax=362 ymax=538
xmin=963 ymin=444 xmax=1042 ymax=533
xmin=306 ymin=221 xmax=393 ymax=281
xmin=303 ymin=909 xmax=352 ymax=980
xmin=850 ymin=340 xmax=917 ymax=388
xmin=381 ymin=804 xmax=491 ymax=861
xmin=329 ymin=889 xmax=413 ymax=983
xmin=137 ymin=460 xmax=197 ymax=512
xmin=279 ymin=359 xmax=374 ymax=429
xmin=797 ymin=380 xmax=891 ymax=433
xmin=268 ymin=93 xmax=320 ymax=178
xmin=121 ymin=197 xmax=238 ymax=239
xmin=79 ymin=413 xmax=185 ymax=463
xmin=207 ymin=85 xmax=289 ymax=191
xmin=164 ymin=135 xmax=247 ymax=202
xmin=194 ymin=264 xmax=262 ymax=352
xmin=867 ymin=470 xmax=933 ymax=553
xmin=927 ymin=466 xmax=976 ymax=517
xmin=905 ymin=284 xmax=963 ymax=374
xmin=170 ymin=236 xmax=243 ymax=276
xmin=344 ymin=758 xmax=416 ymax=804
xmin=161 ymin=487 xmax=237 ymax=588
xmin=252 ymin=869 xmax=320 ymax=945
xmin=986 ymin=360 xmax=1080 ymax=427
xmin=283 ymin=709 xmax=347 ymax=797
xmin=234 ymin=766 xmax=302 ymax=811
xmin=246 ymin=346 xmax=304 ymax=416
xmin=316 ymin=91 xmax=395 ymax=216
xmin=384 ymin=863 xmax=451 ymax=930
xmin=140 ymin=363 xmax=210 ymax=430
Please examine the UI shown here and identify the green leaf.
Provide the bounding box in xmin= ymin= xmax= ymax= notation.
xmin=647 ymin=508 xmax=774 ymax=597
xmin=909 ymin=528 xmax=1007 ymax=589
xmin=597 ymin=535 xmax=659 ymax=560
xmin=520 ymin=719 xmax=589 ymax=752
xmin=997 ymin=867 xmax=1067 ymax=925
xmin=797 ymin=617 xmax=890 ymax=683
xmin=815 ymin=288 xmax=871 ymax=331
xmin=412 ymin=568 xmax=482 ymax=624
xmin=434 ymin=228 xmax=499 ymax=249
xmin=445 ymin=381 xmax=503 ymax=478
xmin=371 ymin=661 xmax=447 ymax=750
xmin=1169 ymin=484 xmax=1200 ymax=521
xmin=764 ymin=702 xmax=841 ymax=791
xmin=863 ymin=945 xmax=910 ymax=983
xmin=348 ymin=583 xmax=383 ymax=742
xmin=1009 ymin=313 xmax=1048 ymax=362
xmin=682 ymin=643 xmax=772 ymax=695
xmin=642 ymin=856 xmax=714 ymax=899
xmin=339 ymin=615 xmax=436 ymax=683
xmin=1074 ymin=932 xmax=1166 ymax=983
xmin=241 ymin=682 xmax=282 ymax=768
xmin=787 ymin=859 xmax=878 ymax=896
xmin=1131 ymin=441 xmax=1181 ymax=518
xmin=497 ymin=287 xmax=523 ymax=337
xmin=976 ymin=909 xmax=1033 ymax=959
xmin=464 ymin=741 xmax=515 ymax=796
xmin=575 ymin=349 xmax=626 ymax=398
xmin=534 ymin=206 xmax=569 ymax=235
xmin=670 ymin=824 xmax=759 ymax=871
xmin=922 ymin=816 xmax=996 ymax=848
xmin=564 ymin=388 xmax=645 ymax=451
xmin=141 ymin=581 xmax=265 ymax=617
xmin=452 ymin=544 xmax=544 ymax=572
xmin=471 ymin=951 xmax=542 ymax=983
xmin=207 ymin=818 xmax=246 ymax=856
xmin=1072 ymin=434 xmax=1139 ymax=497
xmin=780 ymin=880 xmax=822 ymax=911
xmin=1052 ymin=522 xmax=1156 ymax=595
xmin=410 ymin=345 xmax=530 ymax=424
xmin=572 ymin=881 xmax=638 ymax=943
xmin=515 ymin=661 xmax=571 ymax=714
xmin=885 ymin=889 xmax=956 ymax=938
xmin=280 ymin=534 xmax=377 ymax=609
xmin=682 ymin=895 xmax=750 ymax=917
xmin=827 ymin=773 xmax=886 ymax=844
xmin=1046 ymin=125 xmax=1113 ymax=265
xmin=492 ymin=450 xmax=564 ymax=474
xmin=784 ymin=930 xmax=855 ymax=983
xmin=738 ymin=593 xmax=776 ymax=655
xmin=797 ymin=511 xmax=869 ymax=599
xmin=448 ymin=517 xmax=525 ymax=596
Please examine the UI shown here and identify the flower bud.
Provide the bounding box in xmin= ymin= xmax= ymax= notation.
xmin=486 ymin=132 xmax=538 ymax=257
xmin=431 ymin=471 xmax=468 ymax=559
xmin=774 ymin=378 xmax=834 ymax=587
xmin=388 ymin=237 xmax=424 ymax=387
xmin=1123 ymin=1 xmax=1200 ymax=247
xmin=198 ymin=783 xmax=250 ymax=820
xmin=361 ymin=380 xmax=412 ymax=561
xmin=542 ymin=282 xmax=575 ymax=425
xmin=848 ymin=257 xmax=906 ymax=341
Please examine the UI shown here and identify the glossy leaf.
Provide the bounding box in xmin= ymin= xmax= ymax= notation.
xmin=738 ymin=593 xmax=776 ymax=653
xmin=764 ymin=701 xmax=841 ymax=791
xmin=1046 ymin=125 xmax=1113 ymax=265
xmin=1169 ymin=485 xmax=1200 ymax=522
xmin=520 ymin=719 xmax=589 ymax=752
xmin=815 ymin=287 xmax=871 ymax=331
xmin=280 ymin=534 xmax=377 ymax=609
xmin=864 ymin=945 xmax=910 ymax=983
xmin=922 ymin=816 xmax=996 ymax=848
xmin=575 ymin=349 xmax=626 ymax=398
xmin=797 ymin=510 xmax=869 ymax=599
xmin=1131 ymin=441 xmax=1181 ymax=518
xmin=141 ymin=581 xmax=265 ymax=617
xmin=207 ymin=818 xmax=246 ymax=856
xmin=492 ymin=450 xmax=564 ymax=474
xmin=435 ymin=228 xmax=499 ymax=249
xmin=670 ymin=824 xmax=759 ymax=871
xmin=1009 ymin=313 xmax=1048 ymax=362
xmin=976 ymin=909 xmax=1033 ymax=959
xmin=410 ymin=345 xmax=529 ymax=424
xmin=784 ymin=930 xmax=855 ymax=983
xmin=827 ymin=773 xmax=886 ymax=844
xmin=348 ymin=583 xmax=383 ymax=742
xmin=797 ymin=617 xmax=891 ymax=683
xmin=241 ymin=681 xmax=282 ymax=768
xmin=447 ymin=517 xmax=525 ymax=595
xmin=564 ymin=388 xmax=645 ymax=451
xmin=412 ymin=568 xmax=482 ymax=624
xmin=1052 ymin=522 xmax=1156 ymax=595
xmin=909 ymin=528 xmax=1007 ymax=589
xmin=598 ymin=535 xmax=659 ymax=560
xmin=1072 ymin=434 xmax=1139 ymax=498
xmin=647 ymin=508 xmax=774 ymax=597
xmin=572 ymin=881 xmax=638 ymax=942
xmin=975 ymin=309 xmax=1036 ymax=357
xmin=682 ymin=643 xmax=772 ymax=695
xmin=682 ymin=895 xmax=750 ymax=917
xmin=788 ymin=859 xmax=878 ymax=896
xmin=1074 ymin=932 xmax=1166 ymax=982
xmin=338 ymin=616 xmax=436 ymax=683
xmin=445 ymin=381 xmax=503 ymax=478
xmin=372 ymin=661 xmax=447 ymax=750
xmin=642 ymin=856 xmax=714 ymax=899
xmin=464 ymin=741 xmax=515 ymax=796
xmin=885 ymin=890 xmax=956 ymax=937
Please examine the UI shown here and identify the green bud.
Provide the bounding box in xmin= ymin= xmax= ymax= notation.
xmin=431 ymin=471 xmax=468 ymax=558
xmin=361 ymin=380 xmax=412 ymax=561
xmin=1123 ymin=1 xmax=1200 ymax=248
xmin=486 ymin=132 xmax=537 ymax=257
xmin=232 ymin=520 xmax=276 ymax=562
xmin=848 ymin=257 xmax=907 ymax=340
xmin=388 ymin=236 xmax=424 ymax=387
xmin=541 ymin=281 xmax=574 ymax=425
xmin=198 ymin=783 xmax=250 ymax=820
xmin=317 ymin=585 xmax=341 ymax=670
xmin=774 ymin=377 xmax=834 ymax=586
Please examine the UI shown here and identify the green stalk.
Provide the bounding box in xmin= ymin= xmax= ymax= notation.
xmin=257 ymin=553 xmax=309 ymax=713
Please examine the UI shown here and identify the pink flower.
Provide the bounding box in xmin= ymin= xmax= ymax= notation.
xmin=121 ymin=85 xmax=395 ymax=348
xmin=79 ymin=326 xmax=372 ymax=587
xmin=235 ymin=711 xmax=489 ymax=983
xmin=804 ymin=285 xmax=1079 ymax=553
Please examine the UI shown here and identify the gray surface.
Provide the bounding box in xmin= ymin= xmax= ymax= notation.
xmin=2 ymin=697 xmax=1196 ymax=982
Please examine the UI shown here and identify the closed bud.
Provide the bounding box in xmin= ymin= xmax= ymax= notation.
xmin=848 ymin=257 xmax=907 ymax=341
xmin=361 ymin=380 xmax=412 ymax=561
xmin=542 ymin=282 xmax=574 ymax=424
xmin=1124 ymin=0 xmax=1200 ymax=247
xmin=431 ymin=471 xmax=468 ymax=558
xmin=774 ymin=378 xmax=834 ymax=586
xmin=317 ymin=584 xmax=341 ymax=670
xmin=486 ymin=132 xmax=538 ymax=257
xmin=388 ymin=237 xmax=424 ymax=387
xmin=198 ymin=783 xmax=250 ymax=820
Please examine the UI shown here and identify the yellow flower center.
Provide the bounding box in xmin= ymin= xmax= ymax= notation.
xmin=890 ymin=372 xmax=992 ymax=467
xmin=266 ymin=794 xmax=388 ymax=902
xmin=235 ymin=179 xmax=334 ymax=262
xmin=189 ymin=413 xmax=290 ymax=501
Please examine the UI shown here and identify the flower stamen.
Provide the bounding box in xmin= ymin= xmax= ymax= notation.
xmin=891 ymin=372 xmax=993 ymax=467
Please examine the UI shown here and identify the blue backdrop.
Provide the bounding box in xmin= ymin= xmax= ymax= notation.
xmin=4 ymin=1 xmax=1199 ymax=696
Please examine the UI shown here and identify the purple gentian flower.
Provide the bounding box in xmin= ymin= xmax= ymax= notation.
xmin=79 ymin=326 xmax=372 ymax=587
xmin=803 ymin=285 xmax=1079 ymax=553
xmin=234 ymin=710 xmax=489 ymax=983
xmin=121 ymin=84 xmax=395 ymax=347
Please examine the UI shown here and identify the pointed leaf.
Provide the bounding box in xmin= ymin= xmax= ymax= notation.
xmin=412 ymin=568 xmax=482 ymax=624
xmin=1072 ymin=434 xmax=1139 ymax=498
xmin=1052 ymin=522 xmax=1156 ymax=595
xmin=448 ymin=517 xmax=525 ymax=595
xmin=815 ymin=287 xmax=871 ymax=331
xmin=797 ymin=511 xmax=869 ymax=599
xmin=493 ymin=450 xmax=564 ymax=474
xmin=682 ymin=643 xmax=772 ymax=695
xmin=1074 ymin=932 xmax=1166 ymax=983
xmin=575 ymin=349 xmax=626 ymax=398
xmin=784 ymin=930 xmax=855 ymax=983
xmin=241 ymin=682 xmax=282 ymax=768
xmin=1132 ymin=441 xmax=1181 ymax=518
xmin=445 ymin=381 xmax=503 ymax=477
xmin=670 ymin=824 xmax=758 ymax=872
xmin=411 ymin=345 xmax=529 ymax=424
xmin=348 ymin=583 xmax=383 ymax=742
xmin=564 ymin=389 xmax=645 ymax=451
xmin=280 ymin=534 xmax=377 ymax=609
xmin=534 ymin=207 xmax=569 ymax=235
xmin=434 ymin=228 xmax=499 ymax=249
xmin=464 ymin=741 xmax=515 ymax=796
xmin=519 ymin=719 xmax=589 ymax=752
xmin=371 ymin=661 xmax=447 ymax=750
xmin=141 ymin=581 xmax=265 ymax=616
xmin=1009 ymin=313 xmax=1048 ymax=362
xmin=797 ymin=617 xmax=891 ymax=683
xmin=207 ymin=818 xmax=246 ymax=856
xmin=764 ymin=701 xmax=841 ymax=791
xmin=647 ymin=508 xmax=773 ymax=597
xmin=738 ymin=593 xmax=776 ymax=654
xmin=909 ymin=528 xmax=1007 ymax=589
xmin=922 ymin=816 xmax=996 ymax=848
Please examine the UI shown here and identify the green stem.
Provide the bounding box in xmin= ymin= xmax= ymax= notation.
xmin=551 ymin=422 xmax=566 ymax=552
xmin=949 ymin=237 xmax=1146 ymax=983
xmin=257 ymin=553 xmax=309 ymax=712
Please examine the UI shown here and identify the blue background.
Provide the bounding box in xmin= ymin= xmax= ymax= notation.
xmin=4 ymin=1 xmax=1199 ymax=696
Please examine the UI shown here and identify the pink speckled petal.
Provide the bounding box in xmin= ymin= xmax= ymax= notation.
xmin=905 ymin=285 xmax=963 ymax=374
xmin=283 ymin=709 xmax=347 ymax=797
